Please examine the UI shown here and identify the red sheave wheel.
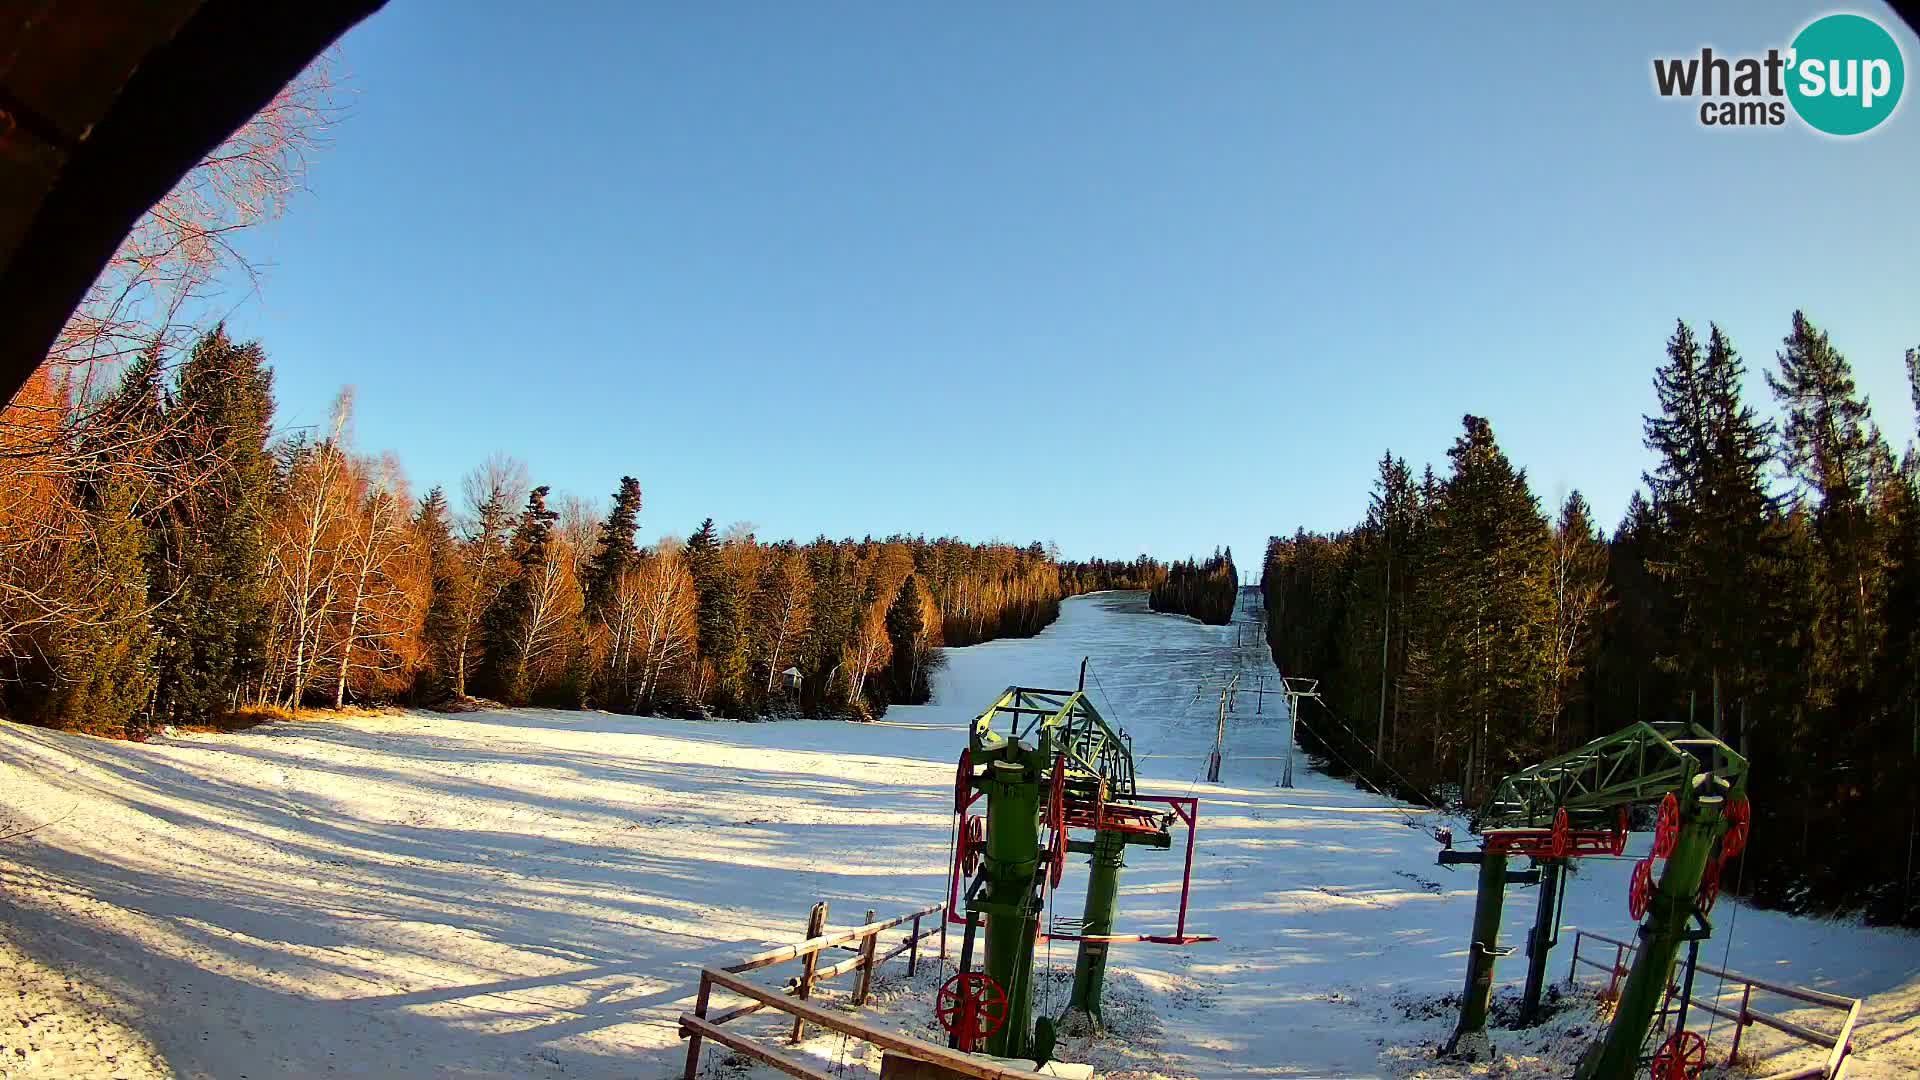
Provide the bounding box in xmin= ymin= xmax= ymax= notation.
xmin=1653 ymin=793 xmax=1680 ymax=859
xmin=1723 ymin=796 xmax=1751 ymax=859
xmin=960 ymin=814 xmax=985 ymax=876
xmin=1696 ymin=853 xmax=1721 ymax=914
xmin=1648 ymin=1029 xmax=1706 ymax=1080
xmin=1551 ymin=807 xmax=1570 ymax=857
xmin=1612 ymin=806 xmax=1630 ymax=857
xmin=935 ymin=971 xmax=1009 ymax=1050
xmin=1629 ymin=856 xmax=1655 ymax=921
xmin=954 ymin=748 xmax=973 ymax=814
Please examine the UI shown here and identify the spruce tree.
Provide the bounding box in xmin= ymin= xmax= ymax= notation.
xmin=148 ymin=326 xmax=276 ymax=723
xmin=1769 ymin=312 xmax=1888 ymax=701
xmin=581 ymin=476 xmax=643 ymax=617
xmin=685 ymin=517 xmax=743 ymax=711
xmin=38 ymin=480 xmax=160 ymax=736
xmin=885 ymin=573 xmax=933 ymax=704
xmin=1420 ymin=415 xmax=1553 ymax=793
xmin=414 ymin=487 xmax=463 ymax=699
xmin=1643 ymin=321 xmax=1783 ymax=735
xmin=478 ymin=486 xmax=557 ymax=704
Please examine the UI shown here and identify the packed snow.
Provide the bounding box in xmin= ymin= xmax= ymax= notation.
xmin=1 ymin=591 xmax=1916 ymax=1079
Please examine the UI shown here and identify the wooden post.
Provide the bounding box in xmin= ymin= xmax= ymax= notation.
xmin=1566 ymin=932 xmax=1581 ymax=988
xmin=683 ymin=973 xmax=713 ymax=1080
xmin=854 ymin=908 xmax=879 ymax=1006
xmin=790 ymin=901 xmax=829 ymax=1043
xmin=908 ymin=913 xmax=922 ymax=977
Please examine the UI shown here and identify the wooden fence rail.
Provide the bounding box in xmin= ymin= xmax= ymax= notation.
xmin=682 ymin=899 xmax=962 ymax=1080
xmin=1566 ymin=929 xmax=1861 ymax=1080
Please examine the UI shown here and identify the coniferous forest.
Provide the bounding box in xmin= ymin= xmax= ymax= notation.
xmin=1263 ymin=314 xmax=1920 ymax=924
xmin=1151 ymin=549 xmax=1240 ymax=625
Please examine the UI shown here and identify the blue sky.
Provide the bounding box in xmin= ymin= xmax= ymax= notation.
xmin=225 ymin=2 xmax=1920 ymax=570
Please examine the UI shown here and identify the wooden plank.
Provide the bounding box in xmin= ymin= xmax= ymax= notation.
xmin=727 ymin=902 xmax=942 ymax=974
xmin=679 ymin=1014 xmax=835 ymax=1080
xmin=1825 ymin=999 xmax=1859 ymax=1079
xmin=704 ymin=968 xmax=1055 ymax=1080
xmin=1744 ymin=1005 xmax=1838 ymax=1048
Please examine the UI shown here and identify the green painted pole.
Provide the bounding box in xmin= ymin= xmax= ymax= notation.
xmin=1065 ymin=828 xmax=1127 ymax=1029
xmin=1446 ymin=849 xmax=1510 ymax=1055
xmin=1577 ymin=810 xmax=1720 ymax=1080
xmin=1520 ymin=859 xmax=1564 ymax=1025
xmin=980 ymin=759 xmax=1042 ymax=1059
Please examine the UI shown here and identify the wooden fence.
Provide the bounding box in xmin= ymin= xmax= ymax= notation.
xmin=1566 ymin=929 xmax=1861 ymax=1080
xmin=679 ymin=899 xmax=1056 ymax=1080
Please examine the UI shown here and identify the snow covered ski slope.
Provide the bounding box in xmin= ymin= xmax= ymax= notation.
xmin=1 ymin=591 xmax=1916 ymax=1079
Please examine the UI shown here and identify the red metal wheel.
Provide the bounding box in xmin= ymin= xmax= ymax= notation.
xmin=1628 ymin=856 xmax=1655 ymax=921
xmin=1696 ymin=853 xmax=1721 ymax=914
xmin=1648 ymin=1029 xmax=1707 ymax=1080
xmin=960 ymin=815 xmax=985 ymax=876
xmin=1723 ymin=796 xmax=1751 ymax=859
xmin=954 ymin=748 xmax=973 ymax=815
xmin=1653 ymin=793 xmax=1680 ymax=859
xmin=1612 ymin=806 xmax=1630 ymax=857
xmin=1551 ymin=807 xmax=1570 ymax=857
xmin=935 ymin=971 xmax=1009 ymax=1050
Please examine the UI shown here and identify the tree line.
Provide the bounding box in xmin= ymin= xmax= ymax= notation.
xmin=0 ymin=329 xmax=1091 ymax=735
xmin=1150 ymin=548 xmax=1240 ymax=625
xmin=1262 ymin=312 xmax=1920 ymax=923
xmin=1057 ymin=556 xmax=1171 ymax=595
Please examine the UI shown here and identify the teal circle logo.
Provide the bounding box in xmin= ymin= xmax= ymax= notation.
xmin=1786 ymin=14 xmax=1904 ymax=135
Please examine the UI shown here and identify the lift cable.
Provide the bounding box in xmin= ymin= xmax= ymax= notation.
xmin=1706 ymin=851 xmax=1749 ymax=1045
xmin=1303 ymin=695 xmax=1454 ymax=820
xmin=1288 ymin=708 xmax=1453 ymax=843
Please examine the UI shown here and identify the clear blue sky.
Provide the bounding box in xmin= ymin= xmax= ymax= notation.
xmin=225 ymin=2 xmax=1920 ymax=571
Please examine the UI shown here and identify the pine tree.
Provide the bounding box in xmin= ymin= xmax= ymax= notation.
xmin=414 ymin=487 xmax=462 ymax=698
xmin=38 ymin=479 xmax=160 ymax=736
xmin=478 ymin=486 xmax=557 ymax=704
xmin=885 ymin=573 xmax=935 ymax=704
xmin=581 ymin=476 xmax=643 ymax=617
xmin=1643 ymin=321 xmax=1783 ymax=736
xmin=148 ymin=326 xmax=276 ymax=724
xmin=684 ymin=517 xmax=744 ymax=711
xmin=1769 ymin=312 xmax=1888 ymax=702
xmin=1420 ymin=415 xmax=1553 ymax=793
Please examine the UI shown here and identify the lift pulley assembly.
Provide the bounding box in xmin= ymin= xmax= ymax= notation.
xmin=1437 ymin=720 xmax=1751 ymax=1080
xmin=942 ymin=677 xmax=1213 ymax=1062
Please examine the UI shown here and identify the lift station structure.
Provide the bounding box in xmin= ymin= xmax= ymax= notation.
xmin=1439 ymin=721 xmax=1751 ymax=1080
xmin=941 ymin=673 xmax=1211 ymax=1062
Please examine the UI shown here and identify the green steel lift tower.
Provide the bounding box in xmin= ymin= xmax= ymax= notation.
xmin=1437 ymin=721 xmax=1750 ymax=1080
xmin=942 ymin=678 xmax=1209 ymax=1060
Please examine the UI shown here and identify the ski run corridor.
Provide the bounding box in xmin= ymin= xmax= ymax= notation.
xmin=2 ymin=592 xmax=1916 ymax=1080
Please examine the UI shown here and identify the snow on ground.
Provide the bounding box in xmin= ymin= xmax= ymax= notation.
xmin=1 ymin=591 xmax=1916 ymax=1079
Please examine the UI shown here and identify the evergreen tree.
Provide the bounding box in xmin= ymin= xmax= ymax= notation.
xmin=414 ymin=486 xmax=463 ymax=699
xmin=1643 ymin=321 xmax=1783 ymax=736
xmin=684 ymin=517 xmax=747 ymax=710
xmin=148 ymin=326 xmax=276 ymax=724
xmin=478 ymin=486 xmax=557 ymax=704
xmin=37 ymin=480 xmax=160 ymax=737
xmin=885 ymin=573 xmax=935 ymax=704
xmin=581 ymin=476 xmax=643 ymax=617
xmin=1769 ymin=312 xmax=1888 ymax=703
xmin=1420 ymin=415 xmax=1553 ymax=794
